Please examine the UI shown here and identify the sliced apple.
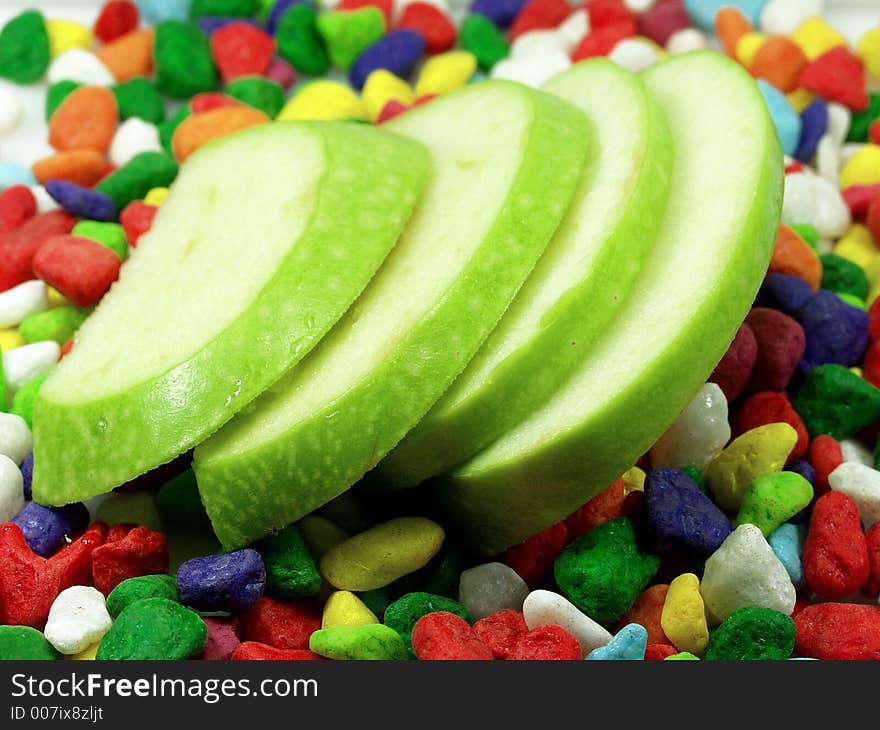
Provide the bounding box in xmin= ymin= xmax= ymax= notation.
xmin=434 ymin=51 xmax=785 ymax=556
xmin=194 ymin=81 xmax=590 ymax=549
xmin=372 ymin=60 xmax=674 ymax=490
xmin=32 ymin=122 xmax=429 ymax=506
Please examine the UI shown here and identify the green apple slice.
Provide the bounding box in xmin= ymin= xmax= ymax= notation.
xmin=32 ymin=121 xmax=429 ymax=506
xmin=434 ymin=51 xmax=785 ymax=556
xmin=194 ymin=80 xmax=590 ymax=549
xmin=371 ymin=60 xmax=674 ymax=490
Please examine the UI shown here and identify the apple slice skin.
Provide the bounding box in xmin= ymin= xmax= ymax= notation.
xmin=32 ymin=121 xmax=429 ymax=507
xmin=434 ymin=52 xmax=785 ymax=556
xmin=194 ymin=82 xmax=591 ymax=550
xmin=371 ymin=60 xmax=674 ymax=490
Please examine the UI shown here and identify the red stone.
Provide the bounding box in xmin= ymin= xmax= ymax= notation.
xmin=794 ymin=602 xmax=880 ymax=659
xmin=91 ymin=525 xmax=169 ymax=595
xmin=412 ymin=611 xmax=494 ymax=660
xmin=397 ymin=2 xmax=456 ymax=54
xmin=231 ymin=642 xmax=323 ymax=660
xmin=190 ymin=92 xmax=242 ymax=114
xmin=644 ymin=643 xmax=677 ymax=660
xmin=736 ymin=391 xmax=809 ymax=461
xmin=509 ymin=0 xmax=572 ymax=42
xmin=803 ymin=491 xmax=869 ymax=599
xmin=565 ymin=478 xmax=625 ymax=540
xmin=743 ymin=307 xmax=806 ymax=392
xmin=472 ymin=609 xmax=529 ymax=659
xmin=0 ymin=211 xmax=76 ymax=292
xmin=807 ymin=434 xmax=844 ymax=497
xmin=638 ymin=0 xmax=689 ymax=46
xmin=32 ymin=235 xmax=122 ymax=307
xmin=841 ymin=184 xmax=880 ymax=219
xmin=237 ymin=596 xmax=322 ymax=650
xmin=210 ymin=22 xmax=276 ymax=84
xmin=571 ymin=21 xmax=636 ymax=61
xmin=508 ymin=624 xmax=582 ymax=660
xmin=709 ymin=322 xmax=758 ymax=402
xmin=0 ymin=185 xmax=36 ymax=236
xmin=337 ymin=0 xmax=393 ymax=28
xmin=94 ymin=0 xmax=139 ymax=44
xmin=799 ymin=46 xmax=869 ymax=112
xmin=502 ymin=520 xmax=568 ymax=585
xmin=119 ymin=200 xmax=157 ymax=247
xmin=863 ymin=522 xmax=880 ymax=598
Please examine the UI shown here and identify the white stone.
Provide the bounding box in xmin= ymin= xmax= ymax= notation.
xmin=826 ymin=103 xmax=851 ymax=146
xmin=841 ymin=143 xmax=865 ymax=167
xmin=649 ymin=383 xmax=730 ymax=471
xmin=0 ymin=83 xmax=24 ymax=136
xmin=782 ymin=172 xmax=851 ymax=239
xmin=608 ymin=38 xmax=662 ymax=73
xmin=510 ymin=30 xmax=569 ymax=60
xmin=840 ymin=439 xmax=874 ymax=467
xmin=557 ymin=10 xmax=590 ymax=50
xmin=490 ymin=49 xmax=572 ymax=89
xmin=666 ymin=28 xmax=708 ymax=54
xmin=2 ymin=340 xmax=61 ymax=395
xmin=624 ymin=0 xmax=657 ymax=11
xmin=47 ymin=49 xmax=115 ymax=87
xmin=44 ymin=586 xmax=113 ymax=655
xmin=815 ymin=134 xmax=840 ymax=180
xmin=458 ymin=562 xmax=529 ymax=621
xmin=0 ymin=454 xmax=24 ymax=522
xmin=0 ymin=412 xmax=33 ymax=465
xmin=700 ymin=524 xmax=797 ymax=623
xmin=759 ymin=0 xmax=824 ymax=36
xmin=522 ymin=589 xmax=612 ymax=656
xmin=109 ymin=118 xmax=162 ymax=167
xmin=828 ymin=462 xmax=880 ymax=529
xmin=30 ymin=185 xmax=60 ymax=213
xmin=0 ymin=280 xmax=49 ymax=329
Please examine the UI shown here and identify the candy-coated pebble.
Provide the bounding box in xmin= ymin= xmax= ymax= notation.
xmin=383 ymin=592 xmax=469 ymax=657
xmin=0 ymin=626 xmax=59 ymax=660
xmin=415 ymin=50 xmax=477 ymax=97
xmin=735 ymin=31 xmax=766 ymax=67
xmin=254 ymin=523 xmax=321 ymax=598
xmin=768 ymin=523 xmax=805 ymax=588
xmin=2 ymin=340 xmax=60 ymax=395
xmin=91 ymin=525 xmax=170 ymax=595
xmin=840 ymin=145 xmax=880 ymax=189
xmin=177 ymin=549 xmax=266 ymax=613
xmin=44 ymin=586 xmax=112 ymax=655
xmin=649 ymin=383 xmax=730 ymax=471
xmin=309 ymin=624 xmax=408 ymax=660
xmin=322 ymin=591 xmax=379 ymax=628
xmin=95 ymin=491 xmax=163 ymax=532
xmin=105 ymin=574 xmax=179 ymax=618
xmin=316 ymin=7 xmax=385 ymax=71
xmin=277 ymin=80 xmax=368 ymax=121
xmin=238 ymin=596 xmax=321 ymax=650
xmin=616 ymin=584 xmax=669 ymax=646
xmin=794 ymin=603 xmax=880 ymax=660
xmin=458 ymin=561 xmax=529 ymax=621
xmin=0 ymin=10 xmax=50 ymax=84
xmin=794 ymin=364 xmax=880 ymax=440
xmin=48 ymin=86 xmax=118 ymax=154
xmin=361 ymin=69 xmax=414 ymax=121
xmin=171 ymin=105 xmax=270 ymax=162
xmin=32 ymin=150 xmax=107 ymax=188
xmin=508 ymin=624 xmax=581 ymax=660
xmin=45 ymin=19 xmax=93 ymax=60
xmin=109 ymin=117 xmax=163 ymax=167
xmin=412 ymin=611 xmax=493 ymax=660
xmin=198 ymin=617 xmax=240 ymax=661
xmin=828 ymin=462 xmax=880 ymax=528
xmin=704 ymin=606 xmax=796 ymax=660
xmin=97 ymin=28 xmax=156 ymax=83
xmin=0 ymin=280 xmax=49 ymax=329
xmin=96 ymin=597 xmax=207 ymax=660
xmin=47 ymin=49 xmax=115 ymax=87
xmin=660 ymin=573 xmax=708 ymax=656
xmin=472 ymin=609 xmax=528 ymax=659
xmin=66 ymin=643 xmax=99 ymax=661
xmin=704 ymin=423 xmax=798 ymax=511
xmin=522 ymin=589 xmax=611 ymax=656
xmin=584 ymin=623 xmax=647 ymax=660
xmin=735 ymin=471 xmax=813 ymax=537
xmin=858 ymin=28 xmax=880 ymax=79
xmin=791 ymin=16 xmax=849 ymax=61
xmin=319 ymin=517 xmax=444 ymax=591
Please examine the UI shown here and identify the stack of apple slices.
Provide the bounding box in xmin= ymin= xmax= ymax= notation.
xmin=33 ymin=51 xmax=783 ymax=557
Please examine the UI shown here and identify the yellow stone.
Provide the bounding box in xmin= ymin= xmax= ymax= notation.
xmin=277 ymin=80 xmax=368 ymax=122
xmin=66 ymin=643 xmax=99 ymax=660
xmin=840 ymin=145 xmax=880 ymax=189
xmin=857 ymin=27 xmax=880 ymax=79
xmin=361 ymin=69 xmax=414 ymax=122
xmin=299 ymin=515 xmax=348 ymax=560
xmin=622 ymin=466 xmax=646 ymax=493
xmin=851 ymin=366 xmax=864 ymax=378
xmin=791 ymin=17 xmax=849 ymax=61
xmin=734 ymin=32 xmax=766 ymax=68
xmin=46 ymin=287 xmax=68 ymax=308
xmin=415 ymin=51 xmax=478 ymax=98
xmin=661 ymin=573 xmax=709 ymax=656
xmin=704 ymin=423 xmax=798 ymax=511
xmin=144 ymin=187 xmax=169 ymax=206
xmin=787 ymin=87 xmax=816 ymax=114
xmin=319 ymin=516 xmax=445 ymax=591
xmin=0 ymin=328 xmax=25 ymax=352
xmin=322 ymin=591 xmax=379 ymax=628
xmin=834 ymin=224 xmax=878 ymax=269
xmin=45 ymin=19 xmax=94 ymax=58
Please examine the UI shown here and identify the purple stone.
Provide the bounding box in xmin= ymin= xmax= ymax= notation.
xmin=350 ymin=30 xmax=426 ymax=90
xmin=796 ymin=98 xmax=828 ymax=163
xmin=176 ymin=549 xmax=266 ymax=613
xmin=19 ymin=453 xmax=33 ymax=501
xmin=44 ymin=180 xmax=116 ymax=222
xmin=470 ymin=0 xmax=529 ymax=28
xmin=797 ymin=290 xmax=870 ymax=371
xmin=12 ymin=501 xmax=90 ymax=557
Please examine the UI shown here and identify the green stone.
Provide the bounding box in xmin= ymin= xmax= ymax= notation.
xmin=664 ymin=651 xmax=700 ymax=660
xmin=703 ymin=606 xmax=796 ymax=660
xmin=393 ymin=546 xmax=464 ymax=599
xmin=383 ymin=591 xmax=470 ymax=658
xmin=838 ymin=293 xmax=866 ymax=310
xmin=682 ymin=464 xmax=707 ymax=493
xmin=793 ymin=364 xmax=880 ymax=440
xmin=554 ymin=517 xmax=660 ymax=626
xmin=735 ymin=472 xmax=813 ymax=537
xmin=46 ymin=80 xmax=80 ymax=120
xmin=225 ymin=76 xmax=285 ymax=118
xmin=0 ymin=10 xmax=50 ymax=84
xmin=97 ymin=598 xmax=207 ymax=660
xmin=316 ymin=8 xmax=385 ymax=71
xmin=276 ymin=4 xmax=330 ymax=76
xmin=790 ymin=223 xmax=818 ymax=250
xmin=155 ymin=21 xmax=218 ymax=100
xmin=106 ymin=574 xmax=179 ymax=619
xmin=255 ymin=524 xmax=322 ymax=598
xmin=847 ymin=93 xmax=880 ymax=143
xmin=159 ymin=104 xmax=191 ymax=155
xmin=309 ymin=624 xmax=408 ymax=660
xmin=72 ymin=221 xmax=128 ymax=260
xmin=113 ymin=77 xmax=166 ymax=124
xmin=459 ymin=15 xmax=509 ymax=72
xmin=820 ymin=253 xmax=868 ymax=300
xmin=19 ymin=306 xmax=89 ymax=345
xmin=0 ymin=625 xmax=59 ymax=660
xmin=157 ymin=469 xmax=212 ymax=530
xmin=96 ymin=152 xmax=179 ymax=213
xmin=191 ymin=0 xmax=260 ymax=18
xmin=10 ymin=374 xmax=47 ymax=429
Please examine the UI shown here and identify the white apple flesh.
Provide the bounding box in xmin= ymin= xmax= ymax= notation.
xmin=433 ymin=51 xmax=785 ymax=556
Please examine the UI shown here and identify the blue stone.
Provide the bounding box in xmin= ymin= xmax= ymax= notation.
xmin=768 ymin=523 xmax=805 ymax=588
xmin=757 ymin=80 xmax=803 ymax=157
xmin=196 ymin=16 xmax=263 ymax=35
xmin=19 ymin=453 xmax=33 ymax=501
xmin=683 ymin=0 xmax=768 ymax=29
xmin=585 ymin=623 xmax=648 ymax=661
xmin=44 ymin=180 xmax=116 ymax=222
xmin=759 ymin=273 xmax=815 ymax=316
xmin=350 ymin=30 xmax=426 ymax=90
xmin=470 ymin=0 xmax=530 ymax=28
xmin=135 ymin=0 xmax=192 ymax=24
xmin=267 ymin=0 xmax=316 ymax=35
xmin=797 ymin=290 xmax=870 ymax=371
xmin=176 ymin=549 xmax=266 ymax=613
xmin=0 ymin=161 xmax=36 ymax=191
xmin=645 ymin=468 xmax=733 ymax=556
xmin=785 ymin=458 xmax=815 ymax=485
xmin=12 ymin=501 xmax=90 ymax=558
xmin=796 ymin=99 xmax=828 ymax=162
